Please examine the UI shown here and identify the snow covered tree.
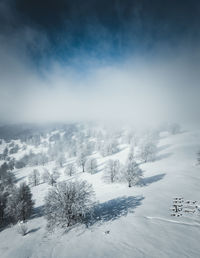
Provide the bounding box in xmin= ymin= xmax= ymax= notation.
xmin=17 ymin=221 xmax=28 ymax=236
xmin=100 ymin=139 xmax=119 ymax=157
xmin=6 ymin=182 xmax=34 ymax=222
xmin=28 ymin=169 xmax=40 ymax=187
xmin=8 ymin=158 xmax=15 ymax=171
xmin=85 ymin=158 xmax=97 ymax=174
xmin=83 ymin=142 xmax=95 ymax=156
xmin=47 ymin=144 xmax=57 ymax=161
xmin=104 ymin=159 xmax=120 ymax=183
xmin=38 ymin=153 xmax=49 ymax=166
xmin=0 ymin=162 xmax=16 ymax=186
xmin=64 ymin=163 xmax=76 ymax=177
xmin=56 ymin=154 xmax=66 ymax=168
xmin=139 ymin=141 xmax=157 ymax=163
xmin=123 ymin=160 xmax=143 ymax=187
xmin=42 ymin=168 xmax=49 ymax=183
xmin=68 ymin=141 xmax=77 ymax=157
xmin=44 ymin=180 xmax=95 ymax=230
xmin=42 ymin=168 xmax=60 ymax=186
xmin=9 ymin=144 xmax=19 ymax=154
xmin=76 ymin=151 xmax=87 ymax=172
xmin=0 ymin=184 xmax=11 ymax=225
xmin=2 ymin=147 xmax=8 ymax=160
xmin=127 ymin=149 xmax=134 ymax=162
xmin=0 ymin=162 xmax=16 ymax=225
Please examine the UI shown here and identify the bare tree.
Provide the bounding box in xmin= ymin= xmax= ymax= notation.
xmin=42 ymin=168 xmax=60 ymax=186
xmin=85 ymin=158 xmax=97 ymax=174
xmin=28 ymin=169 xmax=40 ymax=187
xmin=104 ymin=159 xmax=120 ymax=183
xmin=100 ymin=139 xmax=119 ymax=157
xmin=42 ymin=168 xmax=49 ymax=183
xmin=39 ymin=153 xmax=48 ymax=166
xmin=76 ymin=151 xmax=87 ymax=172
xmin=139 ymin=141 xmax=157 ymax=163
xmin=56 ymin=154 xmax=66 ymax=168
xmin=64 ymin=163 xmax=76 ymax=177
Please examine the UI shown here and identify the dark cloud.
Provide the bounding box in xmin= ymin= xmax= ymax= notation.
xmin=1 ymin=0 xmax=200 ymax=62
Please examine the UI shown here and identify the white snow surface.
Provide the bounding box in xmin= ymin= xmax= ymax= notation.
xmin=0 ymin=129 xmax=200 ymax=258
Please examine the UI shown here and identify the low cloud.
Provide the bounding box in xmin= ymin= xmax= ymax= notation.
xmin=0 ymin=39 xmax=200 ymax=128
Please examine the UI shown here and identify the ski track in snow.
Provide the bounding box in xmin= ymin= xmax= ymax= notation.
xmin=145 ymin=216 xmax=200 ymax=227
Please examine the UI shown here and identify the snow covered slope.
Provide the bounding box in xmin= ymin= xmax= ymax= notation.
xmin=0 ymin=129 xmax=200 ymax=258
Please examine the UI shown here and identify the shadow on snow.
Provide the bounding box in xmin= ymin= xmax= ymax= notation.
xmin=142 ymin=173 xmax=166 ymax=186
xmin=86 ymin=195 xmax=144 ymax=227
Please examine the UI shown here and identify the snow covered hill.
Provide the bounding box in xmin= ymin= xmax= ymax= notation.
xmin=0 ymin=126 xmax=200 ymax=258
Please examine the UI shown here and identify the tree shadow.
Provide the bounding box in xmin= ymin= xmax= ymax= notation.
xmin=15 ymin=176 xmax=26 ymax=183
xmin=94 ymin=167 xmax=105 ymax=174
xmin=31 ymin=205 xmax=45 ymax=219
xmin=86 ymin=195 xmax=144 ymax=226
xmin=88 ymin=161 xmax=106 ymax=174
xmin=142 ymin=173 xmax=166 ymax=186
xmin=27 ymin=227 xmax=41 ymax=234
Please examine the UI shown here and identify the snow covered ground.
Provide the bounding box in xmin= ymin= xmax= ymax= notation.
xmin=0 ymin=129 xmax=200 ymax=258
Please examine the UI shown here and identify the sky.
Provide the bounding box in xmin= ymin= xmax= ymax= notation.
xmin=0 ymin=0 xmax=200 ymax=126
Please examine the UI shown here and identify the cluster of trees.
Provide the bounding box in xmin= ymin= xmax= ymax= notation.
xmin=0 ymin=143 xmax=20 ymax=159
xmin=0 ymin=147 xmax=9 ymax=160
xmin=1 ymin=125 xmax=120 ymax=175
xmin=0 ymin=162 xmax=34 ymax=227
xmin=138 ymin=140 xmax=157 ymax=163
xmin=15 ymin=152 xmax=49 ymax=169
xmin=9 ymin=144 xmax=20 ymax=154
xmin=28 ymin=168 xmax=61 ymax=187
xmin=104 ymin=152 xmax=143 ymax=187
xmin=5 ymin=183 xmax=34 ymax=223
xmin=99 ymin=139 xmax=119 ymax=157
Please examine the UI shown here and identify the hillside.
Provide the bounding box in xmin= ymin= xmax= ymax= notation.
xmin=0 ymin=125 xmax=200 ymax=258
